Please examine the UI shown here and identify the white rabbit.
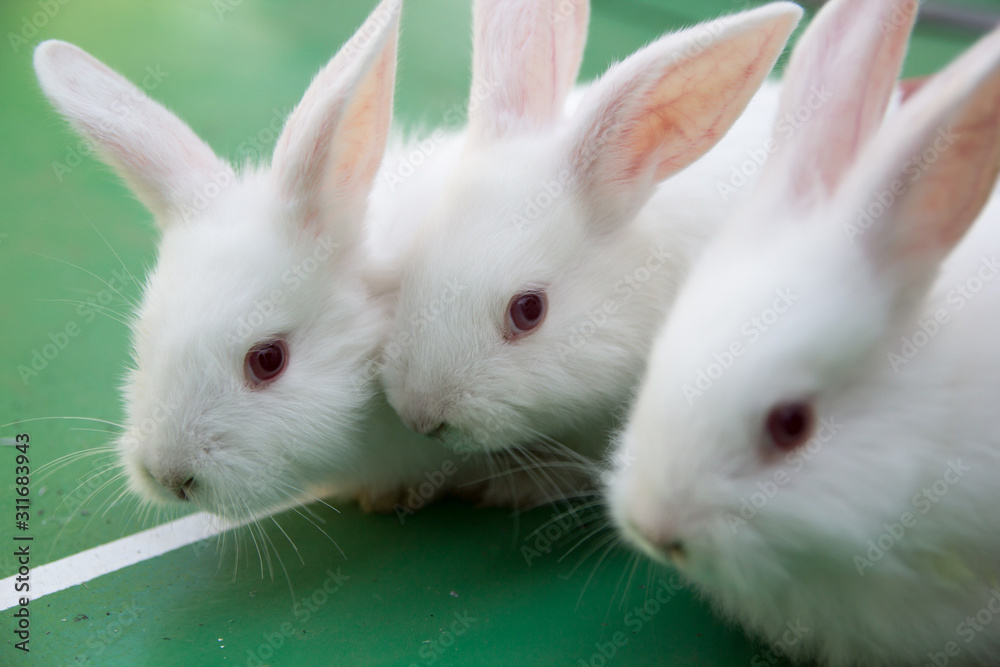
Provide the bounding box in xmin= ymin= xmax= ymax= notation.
xmin=378 ymin=0 xmax=803 ymax=473
xmin=33 ymin=0 xmax=507 ymax=519
xmin=608 ymin=0 xmax=1000 ymax=663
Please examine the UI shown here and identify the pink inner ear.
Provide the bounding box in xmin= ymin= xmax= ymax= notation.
xmin=899 ymin=76 xmax=931 ymax=103
xmin=49 ymin=45 xmax=227 ymax=218
xmin=908 ymin=134 xmax=1000 ymax=256
xmin=860 ymin=62 xmax=1000 ymax=278
xmin=626 ymin=90 xmax=685 ymax=183
xmin=764 ymin=0 xmax=918 ymax=205
xmin=547 ymin=15 xmax=559 ymax=115
xmin=471 ymin=0 xmax=587 ymax=140
xmin=503 ymin=6 xmax=538 ymax=121
xmin=594 ymin=32 xmax=777 ymax=186
xmin=331 ymin=52 xmax=392 ymax=186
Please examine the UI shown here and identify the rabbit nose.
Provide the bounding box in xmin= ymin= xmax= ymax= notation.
xmin=168 ymin=477 xmax=195 ymax=502
xmin=425 ymin=423 xmax=449 ymax=438
xmin=664 ymin=541 xmax=687 ymax=565
xmin=625 ymin=516 xmax=687 ymax=566
xmin=146 ymin=465 xmax=196 ymax=501
xmin=395 ymin=399 xmax=448 ymax=436
xmin=405 ymin=415 xmax=446 ymax=437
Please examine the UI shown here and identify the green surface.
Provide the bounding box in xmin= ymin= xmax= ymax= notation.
xmin=0 ymin=0 xmax=982 ymax=665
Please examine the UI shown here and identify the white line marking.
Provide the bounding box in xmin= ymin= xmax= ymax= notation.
xmin=1 ymin=512 xmax=244 ymax=610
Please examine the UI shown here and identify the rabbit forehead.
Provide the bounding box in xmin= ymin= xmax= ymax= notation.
xmin=401 ymin=171 xmax=580 ymax=314
xmin=126 ymin=172 xmax=370 ymax=424
xmin=140 ymin=176 xmax=345 ymax=343
xmin=397 ymin=137 xmax=587 ymax=318
xmin=422 ymin=134 xmax=581 ymax=244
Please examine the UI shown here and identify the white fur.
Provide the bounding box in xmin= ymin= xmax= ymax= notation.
xmin=379 ymin=2 xmax=803 ymax=463
xmin=32 ymin=1 xmax=500 ymax=519
xmin=609 ymin=0 xmax=1000 ymax=663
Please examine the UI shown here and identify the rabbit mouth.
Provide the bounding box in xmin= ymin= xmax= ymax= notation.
xmin=124 ymin=456 xmax=189 ymax=507
xmin=437 ymin=421 xmax=521 ymax=453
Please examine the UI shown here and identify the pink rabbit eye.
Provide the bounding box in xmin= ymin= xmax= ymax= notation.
xmin=765 ymin=402 xmax=814 ymax=452
xmin=506 ymin=290 xmax=547 ymax=340
xmin=244 ymin=339 xmax=288 ymax=387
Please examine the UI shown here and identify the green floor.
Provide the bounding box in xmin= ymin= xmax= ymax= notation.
xmin=0 ymin=0 xmax=985 ymax=665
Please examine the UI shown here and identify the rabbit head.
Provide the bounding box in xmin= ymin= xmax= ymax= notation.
xmin=610 ymin=0 xmax=1000 ymax=662
xmin=34 ymin=0 xmax=403 ymax=518
xmin=380 ymin=1 xmax=803 ymax=455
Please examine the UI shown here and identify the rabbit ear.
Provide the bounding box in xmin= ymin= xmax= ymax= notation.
xmin=33 ymin=40 xmax=232 ymax=227
xmin=271 ymin=0 xmax=400 ymax=243
xmin=842 ymin=24 xmax=1000 ymax=286
xmin=468 ymin=0 xmax=589 ymax=142
xmin=899 ymin=75 xmax=931 ymax=103
xmin=759 ymin=0 xmax=918 ymax=206
xmin=567 ymin=3 xmax=801 ymax=229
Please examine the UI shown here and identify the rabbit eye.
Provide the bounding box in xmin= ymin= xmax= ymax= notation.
xmin=245 ymin=339 xmax=288 ymax=387
xmin=765 ymin=401 xmax=814 ymax=452
xmin=506 ymin=290 xmax=547 ymax=340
